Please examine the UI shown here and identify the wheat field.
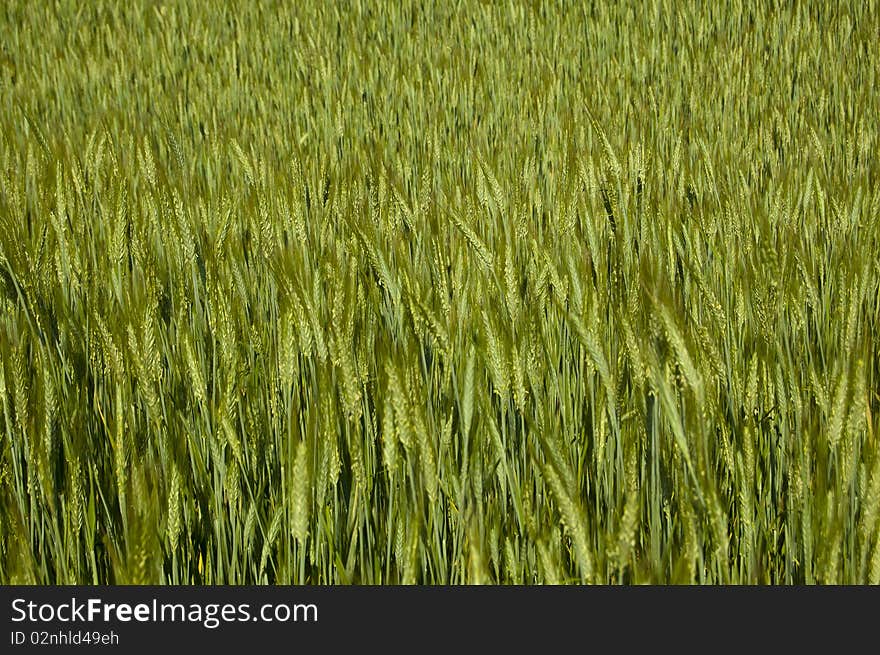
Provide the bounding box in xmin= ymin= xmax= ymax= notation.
xmin=1 ymin=1 xmax=879 ymax=584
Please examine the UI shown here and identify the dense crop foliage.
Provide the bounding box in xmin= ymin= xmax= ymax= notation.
xmin=1 ymin=1 xmax=879 ymax=584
